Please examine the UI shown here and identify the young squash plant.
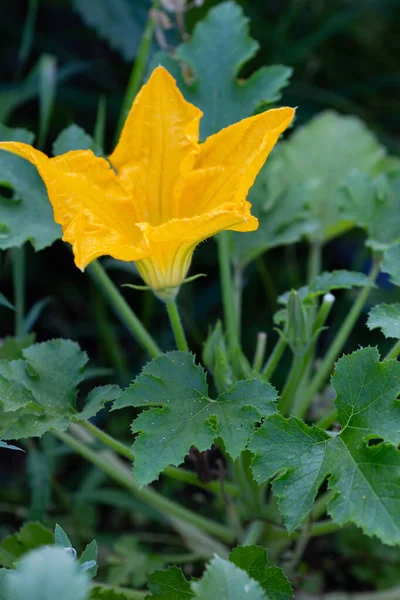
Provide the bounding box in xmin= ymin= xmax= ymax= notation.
xmin=1 ymin=2 xmax=400 ymax=599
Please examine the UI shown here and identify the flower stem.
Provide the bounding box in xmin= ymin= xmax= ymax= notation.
xmin=166 ymin=299 xmax=189 ymax=352
xmin=307 ymin=240 xmax=323 ymax=285
xmin=217 ymin=232 xmax=239 ymax=355
xmin=252 ymin=332 xmax=267 ymax=373
xmin=114 ymin=0 xmax=161 ymax=143
xmin=385 ymin=339 xmax=400 ymax=360
xmin=241 ymin=520 xmax=265 ymax=546
xmin=300 ymin=259 xmax=381 ymax=417
xmin=261 ymin=335 xmax=287 ymax=381
xmin=81 ymin=421 xmax=239 ymax=497
xmin=87 ymin=259 xmax=162 ymax=359
xmin=12 ymin=245 xmax=25 ymax=338
xmin=278 ymin=353 xmax=305 ymax=415
xmin=56 ymin=428 xmax=234 ymax=544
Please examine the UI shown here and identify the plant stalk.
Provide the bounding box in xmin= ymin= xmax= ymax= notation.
xmin=56 ymin=428 xmax=234 ymax=544
xmin=166 ymin=299 xmax=189 ymax=352
xmin=262 ymin=335 xmax=287 ymax=382
xmin=12 ymin=246 xmax=26 ymax=338
xmin=81 ymin=422 xmax=239 ymax=497
xmin=300 ymin=260 xmax=381 ymax=416
xmin=87 ymin=259 xmax=161 ymax=359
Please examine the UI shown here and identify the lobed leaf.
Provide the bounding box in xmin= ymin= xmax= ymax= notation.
xmin=338 ymin=168 xmax=400 ymax=250
xmin=154 ymin=1 xmax=292 ymax=139
xmin=229 ymin=546 xmax=292 ymax=600
xmin=3 ymin=546 xmax=90 ymax=600
xmin=0 ymin=124 xmax=61 ymax=250
xmin=382 ymin=242 xmax=400 ymax=286
xmin=263 ymin=111 xmax=384 ymax=242
xmin=0 ymin=339 xmax=121 ymax=441
xmin=367 ymin=303 xmax=400 ymax=339
xmin=278 ymin=270 xmax=373 ymax=305
xmin=192 ymin=555 xmax=266 ymax=600
xmin=113 ymin=351 xmax=278 ymax=486
xmin=250 ymin=347 xmax=400 ymax=544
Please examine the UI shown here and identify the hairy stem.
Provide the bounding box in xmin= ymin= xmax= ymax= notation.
xmin=166 ymin=299 xmax=189 ymax=352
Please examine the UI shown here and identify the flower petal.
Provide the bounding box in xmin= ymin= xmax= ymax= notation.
xmin=177 ymin=107 xmax=295 ymax=217
xmin=0 ymin=142 xmax=149 ymax=269
xmin=109 ymin=66 xmax=202 ymax=225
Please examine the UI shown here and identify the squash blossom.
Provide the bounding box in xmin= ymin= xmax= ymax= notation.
xmin=0 ymin=67 xmax=294 ymax=299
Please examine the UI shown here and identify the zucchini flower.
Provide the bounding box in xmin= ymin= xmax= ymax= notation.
xmin=0 ymin=67 xmax=294 ymax=299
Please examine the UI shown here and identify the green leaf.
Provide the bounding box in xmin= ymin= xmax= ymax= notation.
xmin=79 ymin=540 xmax=98 ymax=579
xmin=191 ymin=555 xmax=267 ymax=599
xmin=338 ymin=168 xmax=400 ymax=250
xmin=54 ymin=524 xmax=72 ymax=549
xmin=0 ymin=441 xmax=23 ymax=452
xmin=367 ymin=304 xmax=400 ymax=339
xmin=155 ymin=2 xmax=292 ymax=139
xmin=4 ymin=546 xmax=90 ymax=600
xmin=0 ymin=125 xmax=61 ymax=250
xmin=113 ymin=351 xmax=278 ymax=485
xmin=382 ymin=242 xmax=400 ymax=286
xmin=0 ymin=339 xmax=121 ymax=441
xmin=250 ymin=347 xmax=400 ymax=544
xmin=0 ymin=523 xmax=53 ymax=568
xmin=148 ymin=566 xmax=194 ymax=599
xmin=73 ymin=0 xmax=153 ymax=62
xmin=265 ymin=111 xmax=384 ymax=241
xmin=231 ymin=160 xmax=315 ymax=266
xmin=278 ymin=270 xmax=372 ymax=304
xmin=52 ymin=124 xmax=101 ymax=156
xmin=229 ymin=546 xmax=292 ymax=600
xmin=0 ymin=335 xmax=35 ymax=360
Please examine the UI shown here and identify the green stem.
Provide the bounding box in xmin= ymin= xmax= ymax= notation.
xmin=166 ymin=299 xmax=189 ymax=352
xmin=278 ymin=354 xmax=305 ymax=415
xmin=87 ymin=260 xmax=161 ymax=359
xmin=12 ymin=246 xmax=25 ymax=338
xmin=262 ymin=335 xmax=287 ymax=382
xmin=217 ymin=232 xmax=239 ymax=355
xmin=291 ymin=293 xmax=336 ymax=417
xmin=307 ymin=240 xmax=322 ymax=285
xmin=256 ymin=256 xmax=278 ymax=314
xmin=312 ymin=490 xmax=335 ymax=520
xmin=385 ymin=339 xmax=400 ymax=360
xmin=252 ymin=332 xmax=267 ymax=373
xmin=82 ymin=422 xmax=239 ymax=497
xmin=241 ymin=520 xmax=265 ymax=546
xmin=114 ymin=0 xmax=161 ymax=143
xmin=233 ymin=263 xmax=244 ymax=337
xmin=300 ymin=259 xmax=381 ymax=417
xmin=56 ymin=429 xmax=234 ymax=544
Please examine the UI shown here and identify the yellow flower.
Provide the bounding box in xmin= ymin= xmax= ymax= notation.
xmin=0 ymin=66 xmax=294 ymax=299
